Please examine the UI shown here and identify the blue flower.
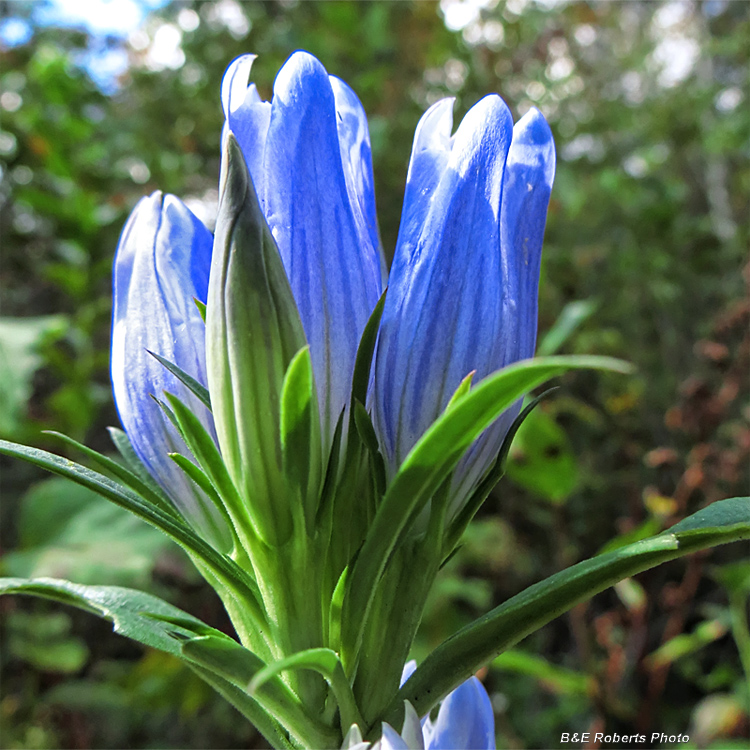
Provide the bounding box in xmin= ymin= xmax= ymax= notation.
xmin=344 ymin=662 xmax=495 ymax=750
xmin=222 ymin=51 xmax=384 ymax=446
xmin=111 ymin=192 xmax=229 ymax=549
xmin=372 ymin=96 xmax=555 ymax=511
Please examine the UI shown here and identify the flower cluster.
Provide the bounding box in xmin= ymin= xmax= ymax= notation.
xmin=113 ymin=50 xmax=554 ymax=533
xmin=111 ymin=50 xmax=555 ymax=748
xmin=342 ymin=662 xmax=495 ymax=750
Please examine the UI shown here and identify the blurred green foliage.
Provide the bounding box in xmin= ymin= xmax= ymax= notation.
xmin=1 ymin=1 xmax=748 ymax=748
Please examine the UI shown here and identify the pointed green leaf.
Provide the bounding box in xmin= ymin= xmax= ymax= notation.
xmin=351 ymin=290 xmax=387 ymax=407
xmin=248 ymin=648 xmax=364 ymax=736
xmin=164 ymin=393 xmax=256 ymax=538
xmin=182 ymin=636 xmax=339 ymax=749
xmin=352 ymin=400 xmax=386 ymax=498
xmin=43 ymin=430 xmax=177 ymax=518
xmin=280 ymin=346 xmax=322 ymax=528
xmin=328 ymin=564 xmax=349 ymax=655
xmin=341 ymin=355 xmax=632 ymax=668
xmin=148 ymin=350 xmax=212 ymax=411
xmin=168 ymin=452 xmax=236 ymax=532
xmin=445 ymin=370 xmax=475 ymax=411
xmin=0 ymin=578 xmax=289 ymax=750
xmin=189 ymin=664 xmax=295 ymax=750
xmin=194 ymin=297 xmax=207 ymax=323
xmin=107 ymin=426 xmax=166 ymax=498
xmin=385 ymin=497 xmax=750 ymax=725
xmin=0 ymin=440 xmax=264 ymax=625
xmin=0 ymin=577 xmax=206 ymax=657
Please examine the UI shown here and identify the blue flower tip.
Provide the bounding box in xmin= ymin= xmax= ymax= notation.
xmin=515 ymin=106 xmax=554 ymax=146
xmin=221 ymin=54 xmax=258 ymax=117
xmin=277 ymin=50 xmax=330 ymax=98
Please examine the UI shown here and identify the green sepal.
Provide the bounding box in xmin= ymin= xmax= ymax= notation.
xmin=164 ymin=392 xmax=256 ymax=544
xmin=168 ymin=452 xmax=237 ymax=536
xmin=248 ymin=648 xmax=364 ymax=736
xmin=340 ymin=355 xmax=632 ymax=670
xmin=206 ymin=131 xmax=307 ymax=547
xmin=445 ymin=370 xmax=475 ymax=411
xmin=182 ymin=636 xmax=339 ymax=749
xmin=280 ymin=346 xmax=323 ymax=531
xmin=148 ymin=350 xmax=211 ymax=411
xmin=327 ymin=564 xmax=349 ymax=654
xmin=107 ymin=426 xmax=171 ymax=500
xmin=194 ymin=297 xmax=207 ymax=323
xmin=351 ymin=290 xmax=387 ymax=407
xmin=43 ymin=429 xmax=177 ymax=518
xmin=352 ymin=400 xmax=386 ymax=498
xmin=383 ymin=497 xmax=750 ymax=727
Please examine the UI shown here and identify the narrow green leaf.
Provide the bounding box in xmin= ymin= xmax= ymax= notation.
xmin=352 ymin=400 xmax=386 ymax=498
xmin=385 ymin=497 xmax=750 ymax=726
xmin=43 ymin=430 xmax=177 ymax=518
xmin=280 ymin=346 xmax=322 ymax=528
xmin=148 ymin=350 xmax=211 ymax=411
xmin=169 ymin=453 xmax=236 ymax=532
xmin=351 ymin=290 xmax=387 ymax=407
xmin=248 ymin=648 xmax=364 ymax=736
xmin=0 ymin=440 xmax=264 ymax=625
xmin=194 ymin=297 xmax=207 ymax=323
xmin=107 ymin=427 xmax=166 ymax=497
xmin=189 ymin=664 xmax=295 ymax=750
xmin=0 ymin=578 xmax=289 ymax=750
xmin=341 ymin=355 xmax=632 ymax=668
xmin=328 ymin=564 xmax=349 ymax=655
xmin=445 ymin=371 xmax=475 ymax=411
xmin=164 ymin=393 xmax=256 ymax=536
xmin=0 ymin=577 xmax=206 ymax=657
xmin=182 ymin=636 xmax=339 ymax=749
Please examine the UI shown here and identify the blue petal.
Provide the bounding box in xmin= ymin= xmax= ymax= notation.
xmin=393 ymin=97 xmax=454 ymax=267
xmin=425 ymin=677 xmax=495 ymax=750
xmin=111 ymin=192 xmax=228 ymax=549
xmin=449 ymin=108 xmax=555 ymax=509
xmin=330 ymin=74 xmax=386 ymax=283
xmin=374 ymin=723 xmax=411 ymax=750
xmin=400 ymin=659 xmax=418 ymax=687
xmin=499 ymin=106 xmax=555 ymax=362
xmin=261 ymin=51 xmax=383 ymax=444
xmin=373 ymin=95 xmax=514 ymax=472
xmin=222 ymin=55 xmax=272 ymax=183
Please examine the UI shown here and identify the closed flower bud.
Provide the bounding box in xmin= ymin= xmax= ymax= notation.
xmin=222 ymin=51 xmax=384 ymax=449
xmin=206 ymin=131 xmax=311 ymax=546
xmin=111 ymin=192 xmax=229 ymax=549
xmin=373 ymin=97 xmax=555 ymax=513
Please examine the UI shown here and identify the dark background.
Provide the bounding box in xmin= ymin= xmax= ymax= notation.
xmin=1 ymin=1 xmax=748 ymax=748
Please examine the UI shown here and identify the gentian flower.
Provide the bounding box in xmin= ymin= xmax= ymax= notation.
xmin=343 ymin=662 xmax=495 ymax=750
xmin=111 ymin=192 xmax=229 ymax=550
xmin=372 ymin=95 xmax=555 ymax=513
xmin=221 ymin=52 xmax=384 ymax=446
